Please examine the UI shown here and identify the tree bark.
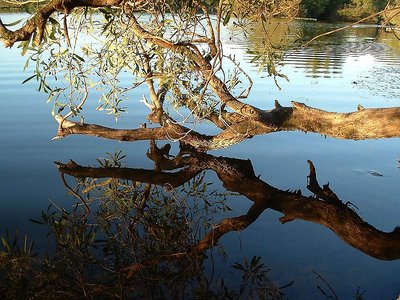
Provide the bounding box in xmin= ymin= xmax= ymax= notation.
xmin=54 ymin=102 xmax=400 ymax=150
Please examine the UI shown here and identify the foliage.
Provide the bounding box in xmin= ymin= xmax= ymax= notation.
xmin=382 ymin=0 xmax=400 ymax=25
xmin=338 ymin=0 xmax=388 ymax=22
xmin=301 ymin=0 xmax=330 ymax=18
xmin=232 ymin=256 xmax=292 ymax=298
xmin=7 ymin=0 xmax=300 ymax=126
xmin=0 ymin=151 xmax=289 ymax=299
xmin=300 ymin=0 xmax=351 ymax=19
xmin=4 ymin=0 xmax=398 ymax=152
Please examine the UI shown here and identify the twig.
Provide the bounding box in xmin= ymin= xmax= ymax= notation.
xmin=312 ymin=269 xmax=339 ymax=300
xmin=300 ymin=6 xmax=400 ymax=49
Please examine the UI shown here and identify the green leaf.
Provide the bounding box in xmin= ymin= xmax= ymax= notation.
xmin=23 ymin=58 xmax=30 ymax=71
xmin=48 ymin=17 xmax=59 ymax=25
xmin=99 ymin=7 xmax=112 ymax=14
xmin=24 ymin=4 xmax=37 ymax=14
xmin=29 ymin=218 xmax=45 ymax=225
xmin=73 ymin=54 xmax=85 ymax=62
xmin=22 ymin=74 xmax=36 ymax=84
xmin=1 ymin=237 xmax=10 ymax=252
xmin=232 ymin=262 xmax=245 ymax=271
xmin=3 ymin=19 xmax=23 ymax=27
xmin=21 ymin=40 xmax=30 ymax=56
xmin=223 ymin=9 xmax=233 ymax=26
xmin=223 ymin=0 xmax=236 ymax=26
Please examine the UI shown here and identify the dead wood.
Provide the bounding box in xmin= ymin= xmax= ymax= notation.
xmin=54 ymin=102 xmax=400 ymax=150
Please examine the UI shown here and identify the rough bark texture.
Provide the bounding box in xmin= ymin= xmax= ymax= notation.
xmin=55 ymin=102 xmax=400 ymax=150
xmin=283 ymin=102 xmax=400 ymax=139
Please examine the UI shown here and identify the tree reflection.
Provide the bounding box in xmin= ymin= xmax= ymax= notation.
xmin=1 ymin=142 xmax=399 ymax=298
xmin=245 ymin=20 xmax=400 ymax=79
xmin=57 ymin=141 xmax=400 ymax=262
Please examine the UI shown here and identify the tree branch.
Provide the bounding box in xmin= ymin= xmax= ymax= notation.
xmin=54 ymin=101 xmax=400 ymax=151
xmin=127 ymin=13 xmax=268 ymax=123
xmin=0 ymin=0 xmax=125 ymax=47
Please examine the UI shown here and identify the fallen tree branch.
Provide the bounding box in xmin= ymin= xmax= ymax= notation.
xmin=54 ymin=101 xmax=400 ymax=151
xmin=282 ymin=101 xmax=400 ymax=139
xmin=4 ymin=1 xmax=400 ymax=147
xmin=54 ymin=115 xmax=258 ymax=150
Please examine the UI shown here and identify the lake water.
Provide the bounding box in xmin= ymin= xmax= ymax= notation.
xmin=1 ymin=13 xmax=400 ymax=298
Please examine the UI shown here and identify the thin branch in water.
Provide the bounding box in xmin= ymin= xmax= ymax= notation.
xmin=312 ymin=269 xmax=339 ymax=300
xmin=58 ymin=167 xmax=91 ymax=216
xmin=299 ymin=7 xmax=400 ymax=49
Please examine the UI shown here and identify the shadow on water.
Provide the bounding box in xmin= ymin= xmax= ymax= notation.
xmin=1 ymin=141 xmax=399 ymax=298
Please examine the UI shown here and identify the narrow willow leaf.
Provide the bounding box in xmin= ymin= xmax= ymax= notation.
xmin=73 ymin=54 xmax=85 ymax=62
xmin=3 ymin=19 xmax=23 ymax=26
xmin=21 ymin=40 xmax=29 ymax=56
xmin=48 ymin=17 xmax=59 ymax=25
xmin=1 ymin=237 xmax=10 ymax=252
xmin=223 ymin=9 xmax=233 ymax=26
xmin=22 ymin=74 xmax=36 ymax=84
xmin=223 ymin=0 xmax=236 ymax=26
xmin=28 ymin=218 xmax=45 ymax=225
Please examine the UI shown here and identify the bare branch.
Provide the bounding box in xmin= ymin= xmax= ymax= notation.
xmin=0 ymin=0 xmax=125 ymax=47
xmin=300 ymin=6 xmax=400 ymax=48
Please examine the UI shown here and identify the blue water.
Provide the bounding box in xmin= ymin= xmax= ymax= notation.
xmin=1 ymin=13 xmax=400 ymax=298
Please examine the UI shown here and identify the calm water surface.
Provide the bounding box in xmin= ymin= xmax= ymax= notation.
xmin=1 ymin=14 xmax=400 ymax=298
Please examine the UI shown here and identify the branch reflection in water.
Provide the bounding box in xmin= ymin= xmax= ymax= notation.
xmin=1 ymin=141 xmax=399 ymax=298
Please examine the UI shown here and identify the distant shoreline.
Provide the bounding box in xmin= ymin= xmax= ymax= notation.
xmin=0 ymin=0 xmax=48 ymax=9
xmin=0 ymin=1 xmax=24 ymax=9
xmin=0 ymin=3 xmax=397 ymax=27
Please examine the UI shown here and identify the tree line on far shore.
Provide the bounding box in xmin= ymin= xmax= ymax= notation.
xmin=0 ymin=0 xmax=398 ymax=24
xmin=301 ymin=0 xmax=399 ymax=23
